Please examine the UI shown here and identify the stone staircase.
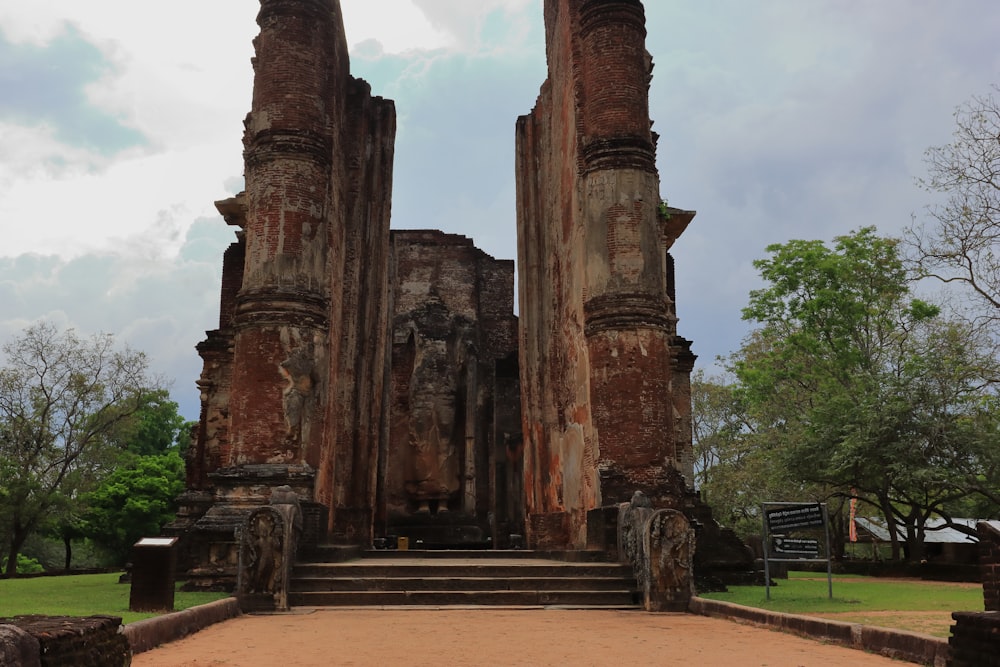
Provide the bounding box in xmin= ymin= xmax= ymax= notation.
xmin=288 ymin=549 xmax=641 ymax=608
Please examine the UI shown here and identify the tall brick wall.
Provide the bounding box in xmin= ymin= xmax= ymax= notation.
xmin=324 ymin=79 xmax=395 ymax=543
xmin=176 ymin=0 xmax=714 ymax=573
xmin=382 ymin=231 xmax=521 ymax=546
xmin=227 ymin=0 xmax=342 ymax=470
xmin=516 ymin=0 xmax=598 ymax=550
xmin=177 ymin=0 xmax=395 ymax=580
xmin=516 ymin=0 xmax=696 ymax=548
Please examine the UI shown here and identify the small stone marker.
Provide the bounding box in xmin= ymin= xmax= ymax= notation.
xmin=129 ymin=536 xmax=179 ymax=612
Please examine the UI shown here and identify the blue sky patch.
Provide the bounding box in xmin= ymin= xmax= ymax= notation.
xmin=0 ymin=25 xmax=146 ymax=153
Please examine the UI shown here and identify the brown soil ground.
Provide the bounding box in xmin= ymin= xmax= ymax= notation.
xmin=132 ymin=608 xmax=909 ymax=667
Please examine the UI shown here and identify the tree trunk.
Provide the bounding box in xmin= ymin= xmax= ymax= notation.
xmin=879 ymin=493 xmax=901 ymax=561
xmin=3 ymin=542 xmax=16 ymax=578
xmin=906 ymin=525 xmax=925 ymax=562
xmin=63 ymin=534 xmax=73 ymax=572
xmin=4 ymin=528 xmax=28 ymax=578
xmin=830 ymin=510 xmax=846 ymax=560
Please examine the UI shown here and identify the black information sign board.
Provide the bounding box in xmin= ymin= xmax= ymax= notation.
xmin=765 ymin=503 xmax=824 ymax=532
xmin=772 ymin=537 xmax=820 ymax=557
xmin=762 ymin=502 xmax=832 ymax=600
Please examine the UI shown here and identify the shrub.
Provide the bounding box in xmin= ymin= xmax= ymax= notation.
xmin=0 ymin=553 xmax=45 ymax=575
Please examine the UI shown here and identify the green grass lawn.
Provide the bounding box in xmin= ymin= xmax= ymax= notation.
xmin=703 ymin=570 xmax=983 ymax=613
xmin=701 ymin=570 xmax=984 ymax=637
xmin=0 ymin=573 xmax=229 ymax=625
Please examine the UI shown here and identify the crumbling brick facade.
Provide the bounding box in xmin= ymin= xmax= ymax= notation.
xmin=382 ymin=231 xmax=522 ymax=547
xmin=174 ymin=0 xmax=525 ymax=582
xmin=174 ymin=0 xmax=749 ymax=585
xmin=173 ymin=0 xmax=395 ymax=582
xmin=515 ymin=0 xmax=696 ymax=548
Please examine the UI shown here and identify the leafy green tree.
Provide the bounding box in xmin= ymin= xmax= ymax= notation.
xmin=838 ymin=317 xmax=1000 ymax=559
xmin=76 ymin=390 xmax=189 ymax=566
xmin=81 ymin=451 xmax=185 ymax=564
xmin=0 ymin=322 xmax=160 ymax=577
xmin=38 ymin=503 xmax=88 ymax=572
xmin=691 ymin=370 xmax=769 ymax=537
xmin=120 ymin=389 xmax=191 ymax=457
xmin=691 ymin=370 xmax=746 ymax=487
xmin=692 ymin=359 xmax=847 ymax=548
xmin=734 ymin=227 xmax=1000 ymax=560
xmin=0 ymin=553 xmax=44 ymax=575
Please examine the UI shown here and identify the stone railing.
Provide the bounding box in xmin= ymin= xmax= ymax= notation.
xmin=235 ymin=485 xmax=303 ymax=612
xmin=618 ymin=491 xmax=696 ymax=612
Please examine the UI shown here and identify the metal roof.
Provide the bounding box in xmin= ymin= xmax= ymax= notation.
xmin=854 ymin=517 xmax=1000 ymax=544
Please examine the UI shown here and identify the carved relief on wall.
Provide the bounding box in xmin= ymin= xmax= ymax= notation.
xmin=241 ymin=509 xmax=283 ymax=595
xmin=276 ymin=330 xmax=321 ymax=462
xmin=395 ymin=300 xmax=474 ymax=514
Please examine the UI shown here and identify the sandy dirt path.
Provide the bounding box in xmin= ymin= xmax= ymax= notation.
xmin=132 ymin=608 xmax=908 ymax=666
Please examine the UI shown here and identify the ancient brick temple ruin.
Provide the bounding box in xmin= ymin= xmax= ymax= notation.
xmin=172 ymin=0 xmax=751 ymax=585
xmin=516 ymin=0 xmax=698 ymax=549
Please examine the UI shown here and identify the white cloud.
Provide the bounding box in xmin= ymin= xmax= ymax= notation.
xmin=411 ymin=0 xmax=539 ymax=54
xmin=342 ymin=0 xmax=454 ymax=53
xmin=3 ymin=141 xmax=241 ymax=258
xmin=2 ymin=0 xmax=1000 ymax=417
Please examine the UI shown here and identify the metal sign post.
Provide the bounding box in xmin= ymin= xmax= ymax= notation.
xmin=762 ymin=502 xmax=832 ymax=601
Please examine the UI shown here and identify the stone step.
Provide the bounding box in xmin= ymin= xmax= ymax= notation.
xmin=289 ymin=551 xmax=641 ymax=609
xmin=288 ymin=589 xmax=640 ymax=607
xmin=290 ymin=576 xmax=635 ymax=592
xmin=291 ymin=561 xmax=634 ymax=579
xmin=360 ymin=549 xmax=613 ymax=562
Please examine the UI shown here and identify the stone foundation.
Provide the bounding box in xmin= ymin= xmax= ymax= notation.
xmin=949 ymin=611 xmax=1000 ymax=666
xmin=0 ymin=616 xmax=130 ymax=667
xmin=168 ymin=464 xmax=319 ymax=590
xmin=528 ymin=512 xmax=572 ymax=550
xmin=0 ymin=624 xmax=39 ymax=667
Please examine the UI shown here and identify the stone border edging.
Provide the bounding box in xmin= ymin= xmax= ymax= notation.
xmin=124 ymin=597 xmax=241 ymax=654
xmin=689 ymin=597 xmax=949 ymax=666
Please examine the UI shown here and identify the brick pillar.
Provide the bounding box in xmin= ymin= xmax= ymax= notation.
xmin=577 ymin=1 xmax=676 ymax=506
xmin=584 ymin=295 xmax=676 ymax=505
xmin=226 ymin=0 xmax=336 ymax=469
xmin=578 ymin=0 xmax=655 ymax=173
xmin=672 ymin=337 xmax=697 ymax=488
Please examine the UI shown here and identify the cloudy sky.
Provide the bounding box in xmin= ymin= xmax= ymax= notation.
xmin=1 ymin=0 xmax=999 ymax=420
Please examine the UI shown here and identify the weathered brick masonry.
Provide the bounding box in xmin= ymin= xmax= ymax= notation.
xmin=174 ymin=0 xmax=751 ymax=585
xmin=382 ymin=231 xmax=522 ymax=547
xmin=946 ymin=523 xmax=1000 ymax=665
xmin=172 ymin=0 xmax=395 ymax=583
xmin=979 ymin=522 xmax=1000 ymax=611
xmin=0 ymin=616 xmax=130 ymax=667
xmin=515 ymin=0 xmax=697 ymax=548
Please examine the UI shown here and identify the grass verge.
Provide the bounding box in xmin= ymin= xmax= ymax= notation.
xmin=701 ymin=571 xmax=983 ymax=637
xmin=0 ymin=573 xmax=229 ymax=625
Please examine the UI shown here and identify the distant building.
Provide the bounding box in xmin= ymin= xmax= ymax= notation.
xmin=854 ymin=517 xmax=997 ymax=564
